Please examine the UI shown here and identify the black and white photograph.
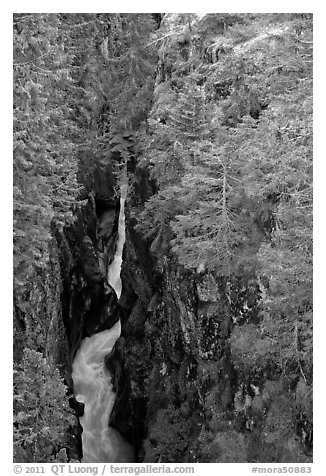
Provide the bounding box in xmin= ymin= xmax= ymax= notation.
xmin=12 ymin=6 xmax=314 ymax=470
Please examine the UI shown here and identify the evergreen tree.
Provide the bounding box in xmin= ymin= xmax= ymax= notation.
xmin=135 ymin=17 xmax=313 ymax=435
xmin=14 ymin=349 xmax=75 ymax=462
xmin=170 ymin=142 xmax=246 ymax=274
xmin=13 ymin=12 xmax=313 ymax=463
xmin=169 ymin=81 xmax=209 ymax=143
xmin=13 ymin=13 xmax=82 ymax=301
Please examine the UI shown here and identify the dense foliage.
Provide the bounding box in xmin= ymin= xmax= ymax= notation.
xmin=136 ymin=12 xmax=312 ymax=368
xmin=13 ymin=13 xmax=156 ymax=304
xmin=13 ymin=12 xmax=312 ymax=463
xmin=13 ymin=349 xmax=75 ymax=462
xmin=13 ymin=13 xmax=157 ymax=462
xmin=134 ymin=13 xmax=312 ymax=462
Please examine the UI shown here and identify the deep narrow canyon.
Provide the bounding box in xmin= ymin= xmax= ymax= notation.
xmin=13 ymin=13 xmax=312 ymax=464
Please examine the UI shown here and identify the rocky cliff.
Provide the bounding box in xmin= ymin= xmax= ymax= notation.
xmin=52 ymin=161 xmax=122 ymax=460
xmin=48 ymin=13 xmax=312 ymax=464
xmin=108 ymin=183 xmax=312 ymax=463
xmin=102 ymin=13 xmax=313 ymax=464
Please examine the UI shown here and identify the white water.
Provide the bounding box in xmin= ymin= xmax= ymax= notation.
xmin=72 ymin=184 xmax=133 ymax=462
xmin=107 ymin=184 xmax=128 ymax=299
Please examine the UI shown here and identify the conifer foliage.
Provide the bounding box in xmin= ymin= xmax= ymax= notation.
xmin=14 ymin=349 xmax=75 ymax=462
xmin=13 ymin=12 xmax=313 ymax=463
xmin=169 ymin=82 xmax=208 ymax=143
xmin=13 ymin=13 xmax=81 ymax=297
xmin=135 ymin=13 xmax=313 ymax=461
xmin=137 ymin=13 xmax=312 ymax=280
xmin=13 ymin=13 xmax=157 ymax=463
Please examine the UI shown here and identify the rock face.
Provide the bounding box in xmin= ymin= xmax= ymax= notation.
xmin=105 ymin=175 xmax=311 ymax=463
xmin=57 ymin=200 xmax=120 ymax=360
xmin=111 ymin=232 xmax=237 ymax=462
xmin=108 ymin=14 xmax=312 ymax=464
xmin=55 ymin=14 xmax=312 ymax=464
xmin=56 ymin=144 xmax=311 ymax=464
xmin=54 ymin=163 xmax=123 ymax=460
xmin=108 ymin=210 xmax=312 ymax=463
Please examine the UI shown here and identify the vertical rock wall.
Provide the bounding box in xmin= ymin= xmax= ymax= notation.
xmin=54 ymin=164 xmax=123 ymax=460
xmin=110 ymin=211 xmax=312 ymax=463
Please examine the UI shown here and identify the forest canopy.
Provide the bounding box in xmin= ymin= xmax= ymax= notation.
xmin=13 ymin=13 xmax=312 ymax=464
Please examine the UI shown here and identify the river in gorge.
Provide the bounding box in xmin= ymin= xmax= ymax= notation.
xmin=72 ymin=184 xmax=134 ymax=463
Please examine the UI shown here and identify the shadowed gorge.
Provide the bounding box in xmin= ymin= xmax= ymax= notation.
xmin=13 ymin=13 xmax=312 ymax=465
xmin=72 ymin=322 xmax=134 ymax=462
xmin=71 ymin=184 xmax=132 ymax=462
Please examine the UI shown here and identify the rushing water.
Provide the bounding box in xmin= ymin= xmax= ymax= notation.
xmin=107 ymin=184 xmax=127 ymax=298
xmin=72 ymin=184 xmax=133 ymax=462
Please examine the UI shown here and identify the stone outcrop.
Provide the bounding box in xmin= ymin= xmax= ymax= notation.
xmin=54 ymin=162 xmax=122 ymax=460
xmin=107 ymin=208 xmax=312 ymax=462
xmin=56 ymin=14 xmax=312 ymax=463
